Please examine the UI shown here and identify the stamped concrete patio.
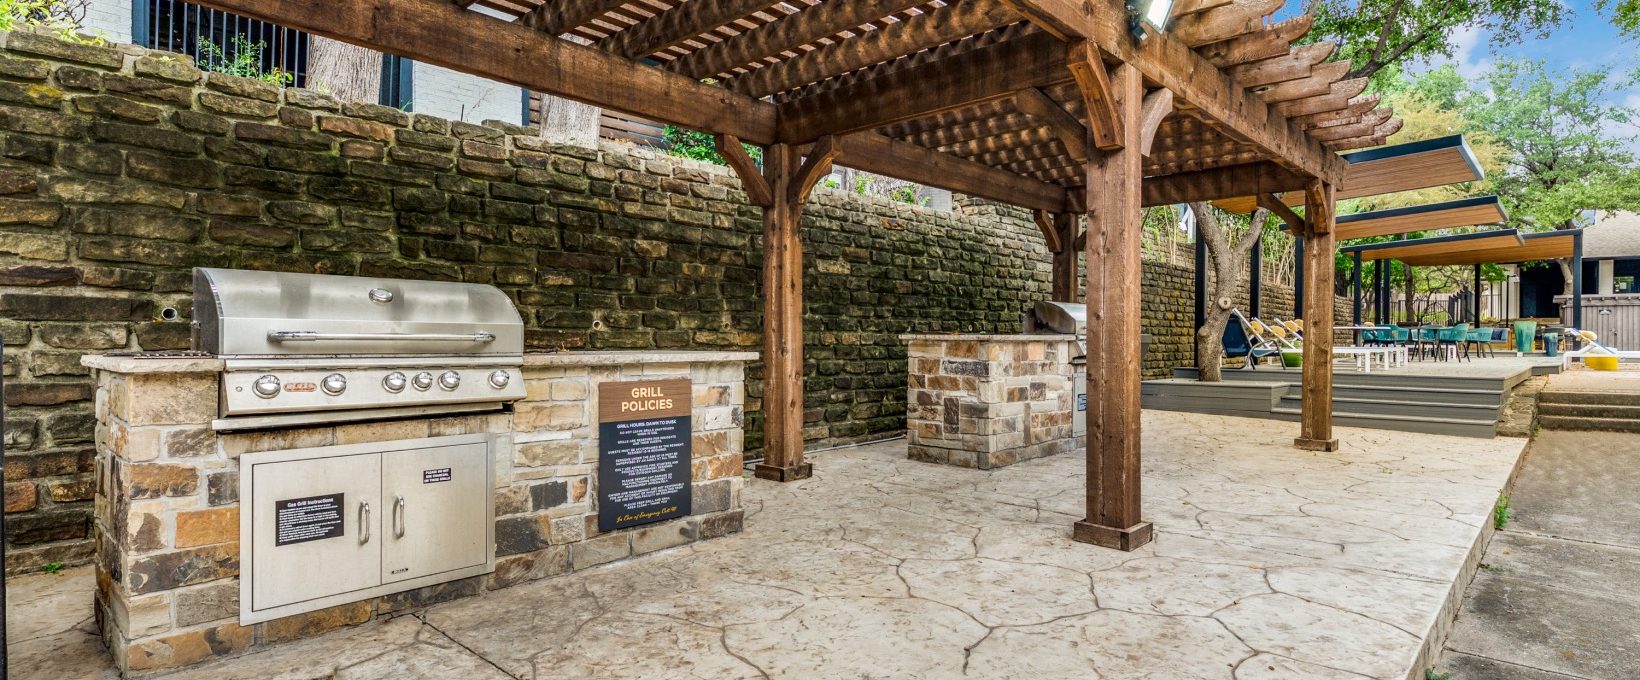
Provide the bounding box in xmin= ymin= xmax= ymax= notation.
xmin=9 ymin=410 xmax=1525 ymax=680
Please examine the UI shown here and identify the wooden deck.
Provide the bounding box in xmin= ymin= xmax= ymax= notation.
xmin=1146 ymin=357 xmax=1562 ymax=438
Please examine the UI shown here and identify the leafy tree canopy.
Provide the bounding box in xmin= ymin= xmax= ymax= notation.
xmin=1307 ymin=0 xmax=1570 ymax=84
xmin=1598 ymin=0 xmax=1640 ymax=36
xmin=1455 ymin=60 xmax=1640 ymax=231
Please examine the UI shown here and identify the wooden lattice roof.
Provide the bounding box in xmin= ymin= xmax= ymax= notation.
xmin=205 ymin=0 xmax=1404 ymax=212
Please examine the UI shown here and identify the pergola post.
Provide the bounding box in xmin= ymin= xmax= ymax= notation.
xmin=1473 ymin=264 xmax=1483 ymax=324
xmin=1371 ymin=260 xmax=1383 ymax=324
xmin=1352 ymin=251 xmax=1363 ymax=326
xmin=717 ymin=136 xmax=838 ymax=482
xmin=1049 ymin=213 xmax=1079 ymax=301
xmin=1572 ymin=231 xmax=1584 ymax=329
xmin=1293 ymin=235 xmax=1306 ymax=311
xmin=1250 ymin=239 xmax=1264 ymax=319
xmin=1074 ymin=60 xmax=1150 ymax=552
xmin=1296 ymin=181 xmax=1339 ymax=452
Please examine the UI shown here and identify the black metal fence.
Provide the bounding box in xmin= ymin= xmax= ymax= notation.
xmin=134 ymin=0 xmax=310 ymax=87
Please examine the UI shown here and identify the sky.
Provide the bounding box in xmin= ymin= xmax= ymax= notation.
xmin=1277 ymin=1 xmax=1640 ymax=147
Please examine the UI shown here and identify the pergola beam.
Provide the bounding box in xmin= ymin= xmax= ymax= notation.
xmin=666 ymin=0 xmax=928 ymax=79
xmin=189 ymin=0 xmax=780 ymax=144
xmin=1140 ymin=162 xmax=1311 ymax=206
xmin=777 ymin=30 xmax=1064 ymax=141
xmin=999 ymin=0 xmax=1347 ymax=183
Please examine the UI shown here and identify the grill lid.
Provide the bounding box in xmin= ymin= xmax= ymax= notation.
xmin=193 ymin=268 xmax=524 ymax=357
xmin=1033 ymin=301 xmax=1087 ymax=335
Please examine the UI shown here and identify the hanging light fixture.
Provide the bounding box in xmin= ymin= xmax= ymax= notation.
xmin=1127 ymin=0 xmax=1177 ymax=42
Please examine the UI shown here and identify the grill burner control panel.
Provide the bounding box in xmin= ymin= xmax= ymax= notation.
xmin=223 ymin=367 xmax=526 ymax=416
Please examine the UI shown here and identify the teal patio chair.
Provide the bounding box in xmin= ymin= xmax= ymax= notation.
xmin=1465 ymin=328 xmax=1493 ymax=358
xmin=1436 ymin=323 xmax=1471 ymax=362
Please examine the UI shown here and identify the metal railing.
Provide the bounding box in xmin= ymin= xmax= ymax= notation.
xmin=135 ymin=0 xmax=310 ymax=87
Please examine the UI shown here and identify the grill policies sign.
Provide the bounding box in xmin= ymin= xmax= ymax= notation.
xmin=597 ymin=378 xmax=692 ymax=532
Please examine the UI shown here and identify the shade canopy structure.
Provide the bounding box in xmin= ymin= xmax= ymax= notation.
xmin=186 ymin=0 xmax=1435 ymax=552
xmin=1343 ymin=230 xmax=1586 ymax=327
xmin=1332 ymin=196 xmax=1506 ymax=241
xmin=1215 ymin=135 xmax=1482 ymax=213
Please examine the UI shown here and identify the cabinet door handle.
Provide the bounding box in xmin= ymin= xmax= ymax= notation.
xmin=359 ymin=501 xmax=371 ymax=544
xmin=393 ymin=495 xmax=406 ymax=539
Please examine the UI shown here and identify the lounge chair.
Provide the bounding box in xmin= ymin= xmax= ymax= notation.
xmin=1226 ymin=310 xmax=1285 ymax=370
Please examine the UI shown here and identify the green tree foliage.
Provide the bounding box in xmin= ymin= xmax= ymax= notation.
xmin=1456 ymin=60 xmax=1640 ymax=231
xmin=195 ymin=35 xmax=295 ymax=86
xmin=1307 ymin=0 xmax=1570 ymax=84
xmin=1597 ymin=0 xmax=1640 ymax=37
xmin=0 ymin=0 xmax=101 ymax=44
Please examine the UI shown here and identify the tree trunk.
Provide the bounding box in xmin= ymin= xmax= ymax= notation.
xmin=307 ymin=37 xmax=381 ymax=104
xmin=536 ymin=94 xmax=602 ymax=147
xmin=1192 ymin=203 xmax=1270 ymax=383
xmin=1403 ymin=266 xmax=1414 ymax=322
xmin=536 ymin=34 xmax=602 ymax=148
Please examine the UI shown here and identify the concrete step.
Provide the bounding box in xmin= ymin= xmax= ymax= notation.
xmin=1539 ymin=390 xmax=1640 ymax=407
xmin=1536 ymin=402 xmax=1640 ymax=420
xmin=1537 ymin=415 xmax=1640 ymax=433
xmin=1277 ymin=395 xmax=1502 ymax=420
xmin=1270 ymin=407 xmax=1498 ymax=438
xmin=1177 ymin=366 xmax=1516 ymax=394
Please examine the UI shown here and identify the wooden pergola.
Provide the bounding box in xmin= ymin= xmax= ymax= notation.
xmin=194 ymin=0 xmax=1408 ymax=551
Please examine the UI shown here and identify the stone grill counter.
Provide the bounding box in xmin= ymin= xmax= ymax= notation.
xmin=85 ymin=349 xmax=752 ymax=676
xmin=902 ymin=334 xmax=1083 ymax=469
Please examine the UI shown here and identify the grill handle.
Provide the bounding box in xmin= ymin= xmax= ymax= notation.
xmin=267 ymin=330 xmax=497 ymax=344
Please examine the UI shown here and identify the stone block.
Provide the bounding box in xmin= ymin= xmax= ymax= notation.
xmin=47 ymin=478 xmax=94 ymax=501
xmin=39 ymin=323 xmax=128 ymax=349
xmin=571 ymin=532 xmax=631 ymax=571
xmin=515 ymin=439 xmax=581 ymax=467
xmin=334 ymin=419 xmax=430 ymax=445
xmin=549 ymin=515 xmax=586 ymax=545
xmin=174 ymin=507 xmax=237 ymax=548
xmin=698 ymin=509 xmax=744 ymax=539
xmin=122 ymin=462 xmax=197 ymax=499
xmin=163 ymin=427 xmax=213 ymax=458
xmin=530 ymin=479 xmax=570 ymax=511
xmin=173 ymin=581 xmax=238 ymax=627
xmin=487 ymin=545 xmax=569 ymax=591
xmin=124 ymin=503 xmax=166 ymax=553
xmin=205 ymin=471 xmax=237 ymax=506
xmin=3 ymin=481 xmax=37 ymax=513
xmin=494 ymin=514 xmax=552 ymax=557
xmin=115 ymin=591 xmax=172 ymax=638
xmin=261 ymin=600 xmax=373 ymax=643
xmin=513 ymin=403 xmax=585 ymax=431
xmin=378 ymin=576 xmax=481 ymax=614
xmin=126 ymin=543 xmax=238 ymax=595
xmin=124 ymin=621 xmax=253 ymax=673
xmin=632 ymin=520 xmax=697 ymax=555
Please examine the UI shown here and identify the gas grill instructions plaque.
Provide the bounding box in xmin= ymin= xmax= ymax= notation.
xmin=597 ymin=378 xmax=692 ymax=532
xmin=274 ymin=493 xmax=345 ymax=546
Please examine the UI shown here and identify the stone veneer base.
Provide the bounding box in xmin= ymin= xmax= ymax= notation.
xmin=900 ymin=334 xmax=1084 ymax=470
xmin=87 ymin=351 xmax=754 ymax=676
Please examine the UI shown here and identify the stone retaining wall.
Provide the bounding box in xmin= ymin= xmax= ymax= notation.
xmin=0 ymin=31 xmax=1325 ymax=572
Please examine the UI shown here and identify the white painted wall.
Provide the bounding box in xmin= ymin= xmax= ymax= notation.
xmin=81 ymin=0 xmax=133 ymax=44
xmin=409 ymin=62 xmax=523 ymax=125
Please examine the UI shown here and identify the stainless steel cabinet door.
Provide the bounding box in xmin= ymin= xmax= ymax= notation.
xmin=381 ymin=442 xmax=490 ymax=584
xmin=248 ymin=452 xmax=382 ymax=612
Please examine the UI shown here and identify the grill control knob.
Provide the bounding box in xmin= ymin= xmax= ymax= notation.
xmin=488 ymin=370 xmax=511 ymax=389
xmin=438 ymin=371 xmax=461 ymax=391
xmin=412 ymin=372 xmax=434 ymax=391
xmin=382 ymin=371 xmax=407 ymax=393
xmin=321 ymin=373 xmax=347 ymax=396
xmin=252 ymin=375 xmax=281 ymax=399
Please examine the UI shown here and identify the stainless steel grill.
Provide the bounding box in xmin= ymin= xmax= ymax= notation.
xmin=194 ymin=268 xmax=527 ymax=429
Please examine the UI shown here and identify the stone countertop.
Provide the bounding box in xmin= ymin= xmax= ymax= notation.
xmin=82 ymin=350 xmax=760 ymax=374
xmin=522 ymin=350 xmax=759 ymax=366
xmin=82 ymin=354 xmax=224 ymax=374
xmin=900 ymin=334 xmax=1076 ymax=342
